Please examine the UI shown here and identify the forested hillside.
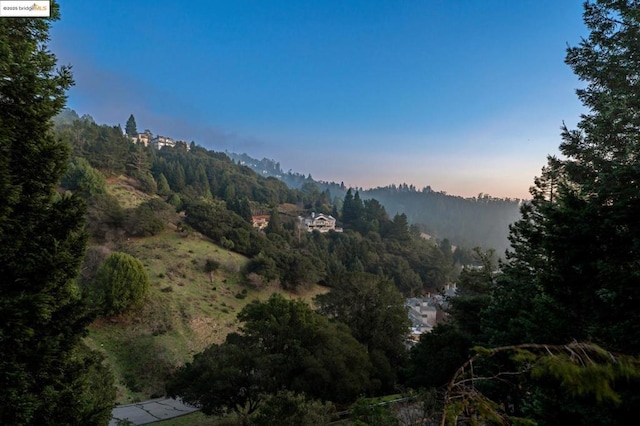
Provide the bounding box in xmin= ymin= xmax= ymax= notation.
xmin=49 ymin=107 xmax=466 ymax=411
xmin=54 ymin=109 xmax=465 ymax=296
xmin=228 ymin=152 xmax=521 ymax=254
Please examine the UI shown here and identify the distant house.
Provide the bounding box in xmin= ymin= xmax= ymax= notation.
xmin=252 ymin=215 xmax=270 ymax=231
xmin=151 ymin=135 xmax=175 ymax=150
xmin=132 ymin=130 xmax=152 ymax=147
xmin=406 ymin=297 xmax=439 ymax=336
xmin=299 ymin=213 xmax=342 ymax=233
xmin=405 ymin=285 xmax=457 ymax=344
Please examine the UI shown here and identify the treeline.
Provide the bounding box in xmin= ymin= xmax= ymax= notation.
xmin=364 ymin=185 xmax=521 ymax=254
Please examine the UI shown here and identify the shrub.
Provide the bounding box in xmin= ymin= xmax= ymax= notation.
xmin=61 ymin=157 xmax=107 ymax=197
xmin=95 ymin=252 xmax=150 ymax=315
xmin=127 ymin=198 xmax=176 ymax=237
xmin=204 ymin=258 xmax=221 ymax=273
xmin=130 ymin=170 xmax=158 ymax=195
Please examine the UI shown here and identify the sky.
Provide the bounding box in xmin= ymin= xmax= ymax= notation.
xmin=50 ymin=0 xmax=589 ymax=199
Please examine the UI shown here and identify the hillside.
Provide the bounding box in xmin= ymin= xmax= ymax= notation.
xmin=83 ymin=177 xmax=328 ymax=403
xmin=52 ymin=111 xmax=471 ymax=408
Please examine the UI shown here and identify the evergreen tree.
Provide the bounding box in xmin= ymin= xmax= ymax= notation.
xmin=264 ymin=206 xmax=283 ymax=236
xmin=125 ymin=114 xmax=137 ymax=137
xmin=96 ymin=252 xmax=150 ymax=315
xmin=341 ymin=188 xmax=364 ymax=227
xmin=486 ymin=0 xmax=640 ymax=355
xmin=61 ymin=157 xmax=107 ymax=197
xmin=0 ymin=3 xmax=115 ymax=423
xmin=478 ymin=1 xmax=640 ymax=422
xmin=156 ymin=172 xmax=172 ymax=196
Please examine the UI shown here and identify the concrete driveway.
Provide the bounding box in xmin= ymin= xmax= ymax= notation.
xmin=110 ymin=398 xmax=200 ymax=425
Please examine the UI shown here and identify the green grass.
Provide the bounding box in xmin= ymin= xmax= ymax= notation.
xmin=87 ymin=227 xmax=327 ymax=404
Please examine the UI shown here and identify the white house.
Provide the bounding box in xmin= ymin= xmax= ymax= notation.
xmin=299 ymin=213 xmax=342 ymax=233
xmin=151 ymin=135 xmax=175 ymax=150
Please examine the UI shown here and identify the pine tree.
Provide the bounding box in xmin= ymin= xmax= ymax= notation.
xmin=97 ymin=252 xmax=150 ymax=315
xmin=156 ymin=172 xmax=172 ymax=196
xmin=487 ymin=0 xmax=640 ymax=354
xmin=265 ymin=206 xmax=283 ymax=235
xmin=125 ymin=113 xmax=137 ymax=137
xmin=479 ymin=1 xmax=640 ymax=422
xmin=0 ymin=3 xmax=115 ymax=424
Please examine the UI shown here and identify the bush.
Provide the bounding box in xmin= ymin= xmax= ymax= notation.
xmin=61 ymin=157 xmax=107 ymax=197
xmin=204 ymin=258 xmax=221 ymax=273
xmin=127 ymin=198 xmax=176 ymax=237
xmin=95 ymin=252 xmax=150 ymax=315
xmin=86 ymin=193 xmax=126 ymax=242
xmin=130 ymin=170 xmax=158 ymax=195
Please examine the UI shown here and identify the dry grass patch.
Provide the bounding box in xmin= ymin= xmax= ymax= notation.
xmin=106 ymin=175 xmax=155 ymax=209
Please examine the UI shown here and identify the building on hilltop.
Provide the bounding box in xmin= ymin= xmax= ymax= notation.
xmin=131 ymin=131 xmax=191 ymax=151
xmin=151 ymin=135 xmax=176 ymax=150
xmin=131 ymin=130 xmax=152 ymax=147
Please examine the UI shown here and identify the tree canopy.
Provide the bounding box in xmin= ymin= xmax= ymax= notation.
xmin=315 ymin=272 xmax=411 ymax=393
xmin=485 ymin=0 xmax=640 ymax=356
xmin=96 ymin=252 xmax=150 ymax=315
xmin=168 ymin=294 xmax=373 ymax=420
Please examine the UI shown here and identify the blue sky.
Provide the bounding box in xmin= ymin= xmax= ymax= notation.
xmin=50 ymin=0 xmax=588 ymax=199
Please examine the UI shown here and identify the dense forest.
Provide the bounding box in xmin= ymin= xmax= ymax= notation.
xmin=3 ymin=1 xmax=640 ymax=425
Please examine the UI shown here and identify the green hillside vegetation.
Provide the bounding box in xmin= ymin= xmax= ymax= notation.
xmin=85 ymin=222 xmax=326 ymax=403
xmin=73 ymin=173 xmax=335 ymax=404
xmin=51 ymin=111 xmax=460 ymax=410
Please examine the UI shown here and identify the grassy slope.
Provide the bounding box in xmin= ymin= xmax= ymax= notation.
xmin=87 ymin=177 xmax=327 ymax=404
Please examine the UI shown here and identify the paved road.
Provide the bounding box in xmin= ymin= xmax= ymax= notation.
xmin=110 ymin=398 xmax=200 ymax=425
